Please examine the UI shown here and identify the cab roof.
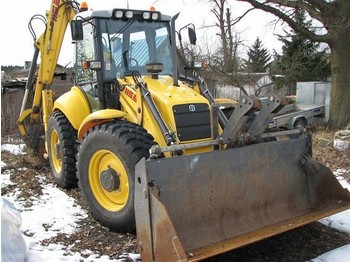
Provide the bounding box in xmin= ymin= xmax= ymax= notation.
xmin=76 ymin=8 xmax=172 ymax=22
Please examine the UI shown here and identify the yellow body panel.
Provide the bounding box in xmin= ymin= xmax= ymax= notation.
xmin=42 ymin=90 xmax=54 ymax=134
xmin=42 ymin=90 xmax=54 ymax=152
xmin=119 ymin=76 xmax=212 ymax=153
xmin=53 ymin=86 xmax=91 ymax=130
xmin=37 ymin=1 xmax=76 ymax=85
xmin=16 ymin=109 xmax=32 ymax=138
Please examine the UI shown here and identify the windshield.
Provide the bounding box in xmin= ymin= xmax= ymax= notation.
xmin=100 ymin=19 xmax=173 ymax=79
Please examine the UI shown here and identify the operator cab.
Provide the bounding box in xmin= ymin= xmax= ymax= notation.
xmin=71 ymin=8 xmax=174 ymax=109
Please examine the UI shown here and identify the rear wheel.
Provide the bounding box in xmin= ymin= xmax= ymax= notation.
xmin=47 ymin=111 xmax=78 ymax=188
xmin=77 ymin=120 xmax=154 ymax=232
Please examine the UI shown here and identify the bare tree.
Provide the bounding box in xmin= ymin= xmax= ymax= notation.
xmin=236 ymin=0 xmax=350 ymax=129
xmin=209 ymin=0 xmax=241 ymax=73
xmin=198 ymin=0 xmax=250 ymax=97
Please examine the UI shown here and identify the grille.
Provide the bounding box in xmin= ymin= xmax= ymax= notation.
xmin=173 ymin=103 xmax=211 ymax=141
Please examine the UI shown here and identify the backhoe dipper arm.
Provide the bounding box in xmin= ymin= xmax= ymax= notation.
xmin=17 ymin=0 xmax=79 ymax=145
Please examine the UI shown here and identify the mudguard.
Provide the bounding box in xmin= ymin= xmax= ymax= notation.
xmin=53 ymin=86 xmax=92 ymax=130
xmin=77 ymin=109 xmax=126 ymax=139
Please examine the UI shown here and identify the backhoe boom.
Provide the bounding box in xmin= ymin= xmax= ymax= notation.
xmin=17 ymin=0 xmax=79 ymax=150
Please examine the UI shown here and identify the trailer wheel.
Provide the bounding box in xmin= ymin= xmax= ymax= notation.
xmin=47 ymin=111 xmax=78 ymax=188
xmin=294 ymin=118 xmax=307 ymax=129
xmin=77 ymin=120 xmax=154 ymax=232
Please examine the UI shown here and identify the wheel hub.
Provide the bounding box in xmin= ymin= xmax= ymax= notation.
xmin=100 ymin=168 xmax=120 ymax=192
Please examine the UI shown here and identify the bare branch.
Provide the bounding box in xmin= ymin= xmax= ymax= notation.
xmin=236 ymin=0 xmax=333 ymax=44
xmin=268 ymin=0 xmax=324 ymax=22
xmin=304 ymin=0 xmax=331 ymax=13
xmin=230 ymin=7 xmax=255 ymax=26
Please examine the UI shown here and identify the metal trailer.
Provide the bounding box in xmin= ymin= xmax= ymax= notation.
xmin=269 ymin=81 xmax=332 ymax=129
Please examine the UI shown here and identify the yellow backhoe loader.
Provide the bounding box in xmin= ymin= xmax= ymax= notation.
xmin=17 ymin=1 xmax=350 ymax=261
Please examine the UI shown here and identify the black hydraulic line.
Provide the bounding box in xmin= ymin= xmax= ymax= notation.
xmin=195 ymin=74 xmax=228 ymax=127
xmin=25 ymin=46 xmax=40 ymax=90
xmin=20 ymin=46 xmax=40 ymax=115
xmin=132 ymin=72 xmax=175 ymax=145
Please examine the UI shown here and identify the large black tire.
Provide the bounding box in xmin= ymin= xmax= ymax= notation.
xmin=47 ymin=111 xmax=78 ymax=189
xmin=76 ymin=120 xmax=154 ymax=232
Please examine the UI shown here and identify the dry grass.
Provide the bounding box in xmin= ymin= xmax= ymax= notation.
xmin=311 ymin=127 xmax=350 ymax=182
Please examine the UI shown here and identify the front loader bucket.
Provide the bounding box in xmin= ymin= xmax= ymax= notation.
xmin=135 ymin=136 xmax=350 ymax=262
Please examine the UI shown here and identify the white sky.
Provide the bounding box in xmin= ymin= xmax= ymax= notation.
xmin=0 ymin=0 xmax=284 ymax=67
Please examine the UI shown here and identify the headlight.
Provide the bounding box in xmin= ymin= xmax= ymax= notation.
xmin=114 ymin=10 xmax=123 ymax=18
xmin=151 ymin=12 xmax=159 ymax=20
xmin=143 ymin=12 xmax=151 ymax=19
xmin=125 ymin=11 xmax=133 ymax=18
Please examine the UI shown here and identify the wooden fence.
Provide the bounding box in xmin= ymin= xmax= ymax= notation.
xmin=1 ymin=75 xmax=73 ymax=137
xmin=1 ymin=87 xmax=25 ymax=136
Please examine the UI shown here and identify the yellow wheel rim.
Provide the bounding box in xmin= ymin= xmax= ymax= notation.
xmin=89 ymin=149 xmax=129 ymax=211
xmin=50 ymin=129 xmax=62 ymax=174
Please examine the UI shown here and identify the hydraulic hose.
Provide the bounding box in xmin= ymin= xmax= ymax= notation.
xmin=20 ymin=46 xmax=40 ymax=115
xmin=132 ymin=71 xmax=175 ymax=145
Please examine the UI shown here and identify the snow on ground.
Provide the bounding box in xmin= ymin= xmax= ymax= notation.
xmin=1 ymin=143 xmax=350 ymax=261
xmin=311 ymin=244 xmax=350 ymax=262
xmin=1 ymin=143 xmax=27 ymax=155
xmin=1 ymin=144 xmax=139 ymax=261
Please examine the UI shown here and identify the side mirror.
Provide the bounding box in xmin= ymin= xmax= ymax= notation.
xmin=70 ymin=20 xmax=84 ymax=41
xmin=188 ymin=27 xmax=197 ymax=45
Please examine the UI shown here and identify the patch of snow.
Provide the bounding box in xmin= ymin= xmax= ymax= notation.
xmin=319 ymin=210 xmax=350 ymax=235
xmin=1 ymin=169 xmax=15 ymax=188
xmin=26 ymin=243 xmax=121 ymax=262
xmin=333 ymin=169 xmax=350 ymax=190
xmin=1 ymin=143 xmax=27 ymax=155
xmin=9 ymin=183 xmax=89 ymax=241
xmin=311 ymin=244 xmax=350 ymax=262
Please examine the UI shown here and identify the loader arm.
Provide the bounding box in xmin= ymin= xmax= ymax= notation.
xmin=17 ymin=0 xmax=79 ymax=150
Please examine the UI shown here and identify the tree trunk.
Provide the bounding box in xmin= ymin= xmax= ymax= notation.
xmin=329 ymin=48 xmax=350 ymax=129
xmin=328 ymin=2 xmax=350 ymax=129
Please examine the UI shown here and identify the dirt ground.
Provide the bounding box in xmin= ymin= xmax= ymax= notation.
xmin=1 ymin=128 xmax=350 ymax=261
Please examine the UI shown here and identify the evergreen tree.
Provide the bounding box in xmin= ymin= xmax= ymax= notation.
xmin=274 ymin=11 xmax=330 ymax=92
xmin=245 ymin=37 xmax=271 ymax=73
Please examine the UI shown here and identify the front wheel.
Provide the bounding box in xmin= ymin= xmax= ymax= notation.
xmin=77 ymin=121 xmax=154 ymax=232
